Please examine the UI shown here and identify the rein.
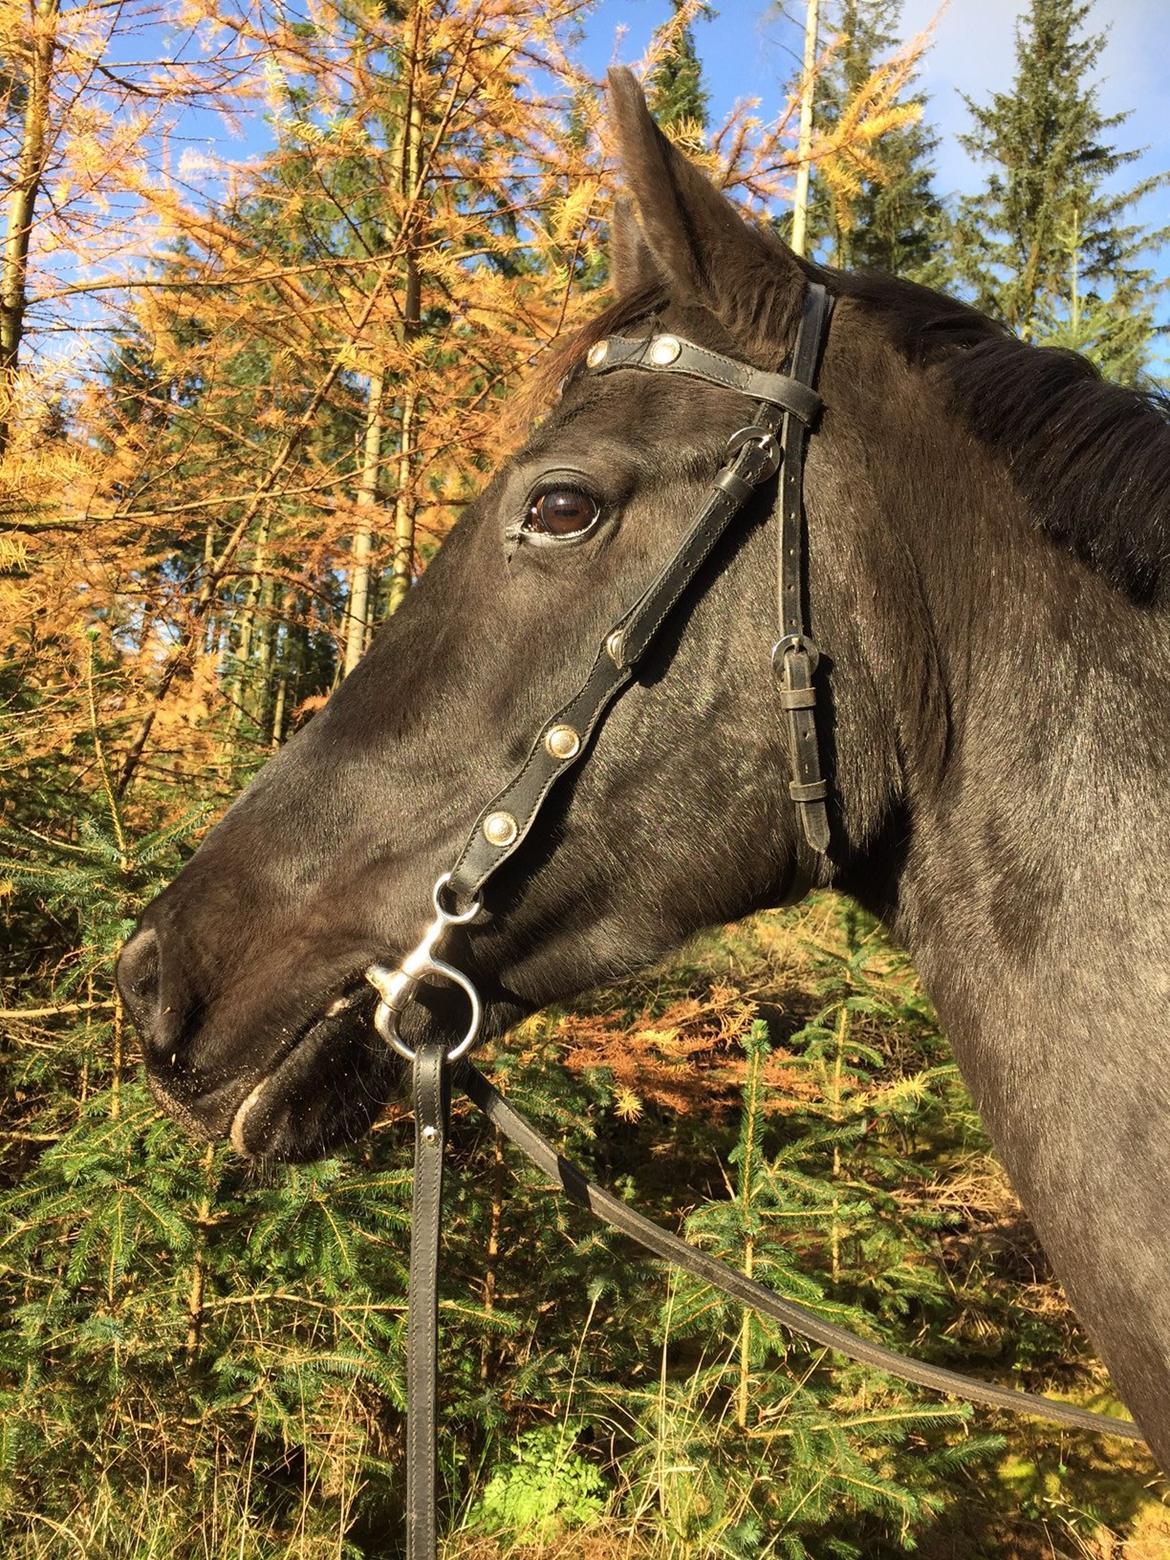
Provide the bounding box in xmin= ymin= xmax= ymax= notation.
xmin=365 ymin=284 xmax=1144 ymax=1556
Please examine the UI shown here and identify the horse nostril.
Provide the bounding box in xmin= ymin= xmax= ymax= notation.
xmin=116 ymin=927 xmax=162 ymax=1037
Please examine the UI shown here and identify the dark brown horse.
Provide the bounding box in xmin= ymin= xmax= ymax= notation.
xmin=118 ymin=72 xmax=1170 ymax=1469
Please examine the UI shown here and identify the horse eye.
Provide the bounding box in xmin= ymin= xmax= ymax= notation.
xmin=525 ymin=488 xmax=599 ymax=538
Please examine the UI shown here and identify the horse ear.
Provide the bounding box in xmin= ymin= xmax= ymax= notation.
xmin=606 ymin=66 xmax=803 ymax=351
xmin=609 ymin=195 xmax=661 ymax=296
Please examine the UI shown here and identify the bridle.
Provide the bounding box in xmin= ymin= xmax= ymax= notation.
xmin=368 ymin=282 xmax=834 ymax=1061
xmin=363 ymin=282 xmax=1143 ymax=1559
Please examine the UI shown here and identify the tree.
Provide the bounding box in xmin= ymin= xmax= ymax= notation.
xmin=803 ymin=1 xmax=945 ymax=280
xmin=0 ymin=0 xmax=58 ymax=459
xmin=953 ymin=0 xmax=1169 ymax=382
xmin=647 ymin=0 xmax=710 ymax=150
xmin=770 ymin=1 xmax=930 ymax=275
xmin=0 ymin=0 xmax=252 ymax=458
xmin=789 ymin=0 xmax=820 ymax=258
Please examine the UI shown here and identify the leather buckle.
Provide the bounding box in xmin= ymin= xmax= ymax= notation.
xmin=771 ymin=633 xmax=820 ymax=675
xmin=726 ymin=425 xmax=782 ymax=479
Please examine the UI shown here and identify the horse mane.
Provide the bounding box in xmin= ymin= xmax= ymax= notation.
xmin=830 ymin=269 xmax=1170 ymax=606
xmin=523 ymin=263 xmax=1170 ymax=605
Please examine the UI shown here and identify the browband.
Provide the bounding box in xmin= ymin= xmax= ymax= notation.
xmin=578 ymin=331 xmax=824 ymax=424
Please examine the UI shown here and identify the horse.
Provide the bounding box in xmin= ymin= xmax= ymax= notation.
xmin=117 ymin=70 xmax=1170 ymax=1471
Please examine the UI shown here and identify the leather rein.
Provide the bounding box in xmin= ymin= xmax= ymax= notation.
xmin=364 ymin=282 xmax=1143 ymax=1557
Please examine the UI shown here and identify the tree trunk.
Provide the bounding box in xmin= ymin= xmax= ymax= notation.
xmin=0 ymin=0 xmax=60 ymax=459
xmin=270 ymin=673 xmax=288 ymax=749
xmin=228 ymin=512 xmax=271 ymax=754
xmin=200 ymin=520 xmax=219 ymax=652
xmin=789 ymin=0 xmax=819 ymax=259
xmin=342 ymin=368 xmax=385 ymax=675
xmin=254 ymin=571 xmax=277 ymax=738
xmin=386 ymin=6 xmax=425 ymax=615
xmin=387 ymin=380 xmax=417 ymax=613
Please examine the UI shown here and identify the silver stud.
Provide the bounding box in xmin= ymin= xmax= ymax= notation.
xmin=606 ymin=630 xmax=625 ymax=665
xmin=649 ymin=335 xmax=681 ymax=366
xmin=586 ymin=341 xmax=609 ymax=369
xmin=544 ymin=723 xmax=581 ymax=761
xmin=422 ymin=1125 xmax=438 ymax=1143
xmin=483 ymin=810 xmax=519 ymax=847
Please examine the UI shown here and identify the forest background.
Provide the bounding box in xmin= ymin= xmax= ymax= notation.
xmin=3 ymin=0 xmax=1170 ymax=1556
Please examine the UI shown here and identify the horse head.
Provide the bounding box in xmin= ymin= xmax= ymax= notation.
xmin=118 ymin=72 xmax=877 ymax=1158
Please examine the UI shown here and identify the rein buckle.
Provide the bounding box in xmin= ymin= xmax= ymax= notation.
xmin=772 ymin=632 xmax=821 ymax=675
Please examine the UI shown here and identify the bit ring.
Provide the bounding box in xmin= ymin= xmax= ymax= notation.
xmin=366 ymin=874 xmax=483 ymax=1063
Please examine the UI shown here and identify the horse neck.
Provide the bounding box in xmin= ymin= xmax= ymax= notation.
xmin=810 ymin=329 xmax=1170 ymax=1457
xmin=817 ymin=337 xmax=1170 ymax=1087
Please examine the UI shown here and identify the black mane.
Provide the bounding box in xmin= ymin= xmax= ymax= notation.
xmin=833 ymin=269 xmax=1170 ymax=605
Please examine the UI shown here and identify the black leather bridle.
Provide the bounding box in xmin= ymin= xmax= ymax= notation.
xmin=364 ymin=282 xmax=1142 ymax=1559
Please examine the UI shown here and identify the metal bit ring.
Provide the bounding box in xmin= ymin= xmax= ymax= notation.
xmin=366 ymin=874 xmax=483 ymax=1063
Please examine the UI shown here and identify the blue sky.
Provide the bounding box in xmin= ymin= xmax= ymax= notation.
xmin=41 ymin=1 xmax=1170 ymax=374
xmin=577 ymin=1 xmax=1170 ymax=259
xmin=164 ymin=1 xmax=1169 ymax=236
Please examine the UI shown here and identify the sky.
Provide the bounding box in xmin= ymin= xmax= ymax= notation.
xmin=32 ymin=0 xmax=1170 ymax=372
xmin=575 ymin=0 xmax=1170 ymax=256
xmin=158 ymin=0 xmax=1170 ymax=234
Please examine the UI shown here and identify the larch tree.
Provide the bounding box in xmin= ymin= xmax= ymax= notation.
xmin=0 ymin=0 xmax=251 ymax=457
xmin=0 ymin=0 xmax=59 ymax=459
xmin=953 ymin=0 xmax=1168 ymax=381
xmin=89 ymin=0 xmax=931 ymax=796
xmin=804 ymin=0 xmax=945 ymax=281
xmin=647 ymin=0 xmax=710 ymax=149
xmin=770 ymin=0 xmax=926 ymax=268
xmin=92 ymin=0 xmax=617 ymax=788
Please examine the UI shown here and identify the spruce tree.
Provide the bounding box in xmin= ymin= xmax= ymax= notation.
xmin=805 ymin=1 xmax=946 ymax=283
xmin=647 ymin=1 xmax=711 ymax=151
xmin=953 ymin=0 xmax=1168 ymax=382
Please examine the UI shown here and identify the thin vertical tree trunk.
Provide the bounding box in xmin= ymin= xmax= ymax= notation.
xmin=343 ymin=368 xmax=385 ymax=675
xmin=200 ymin=521 xmax=219 ymax=653
xmin=387 ymin=5 xmax=425 ymax=616
xmin=115 ymin=260 xmax=397 ymax=797
xmin=270 ymin=674 xmax=288 ymax=749
xmin=789 ymin=0 xmax=820 ymax=259
xmin=833 ymin=0 xmax=858 ymax=270
xmin=254 ymin=572 xmax=277 ymax=738
xmin=387 ymin=382 xmax=417 ymax=613
xmin=228 ymin=513 xmax=271 ymax=752
xmin=0 ymin=0 xmax=60 ymax=459
xmin=270 ymin=584 xmax=296 ymax=747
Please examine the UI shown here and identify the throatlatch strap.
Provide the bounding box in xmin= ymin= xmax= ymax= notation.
xmin=457 ymin=1060 xmax=1145 ymax=1446
xmin=407 ymin=1043 xmax=449 ymax=1560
